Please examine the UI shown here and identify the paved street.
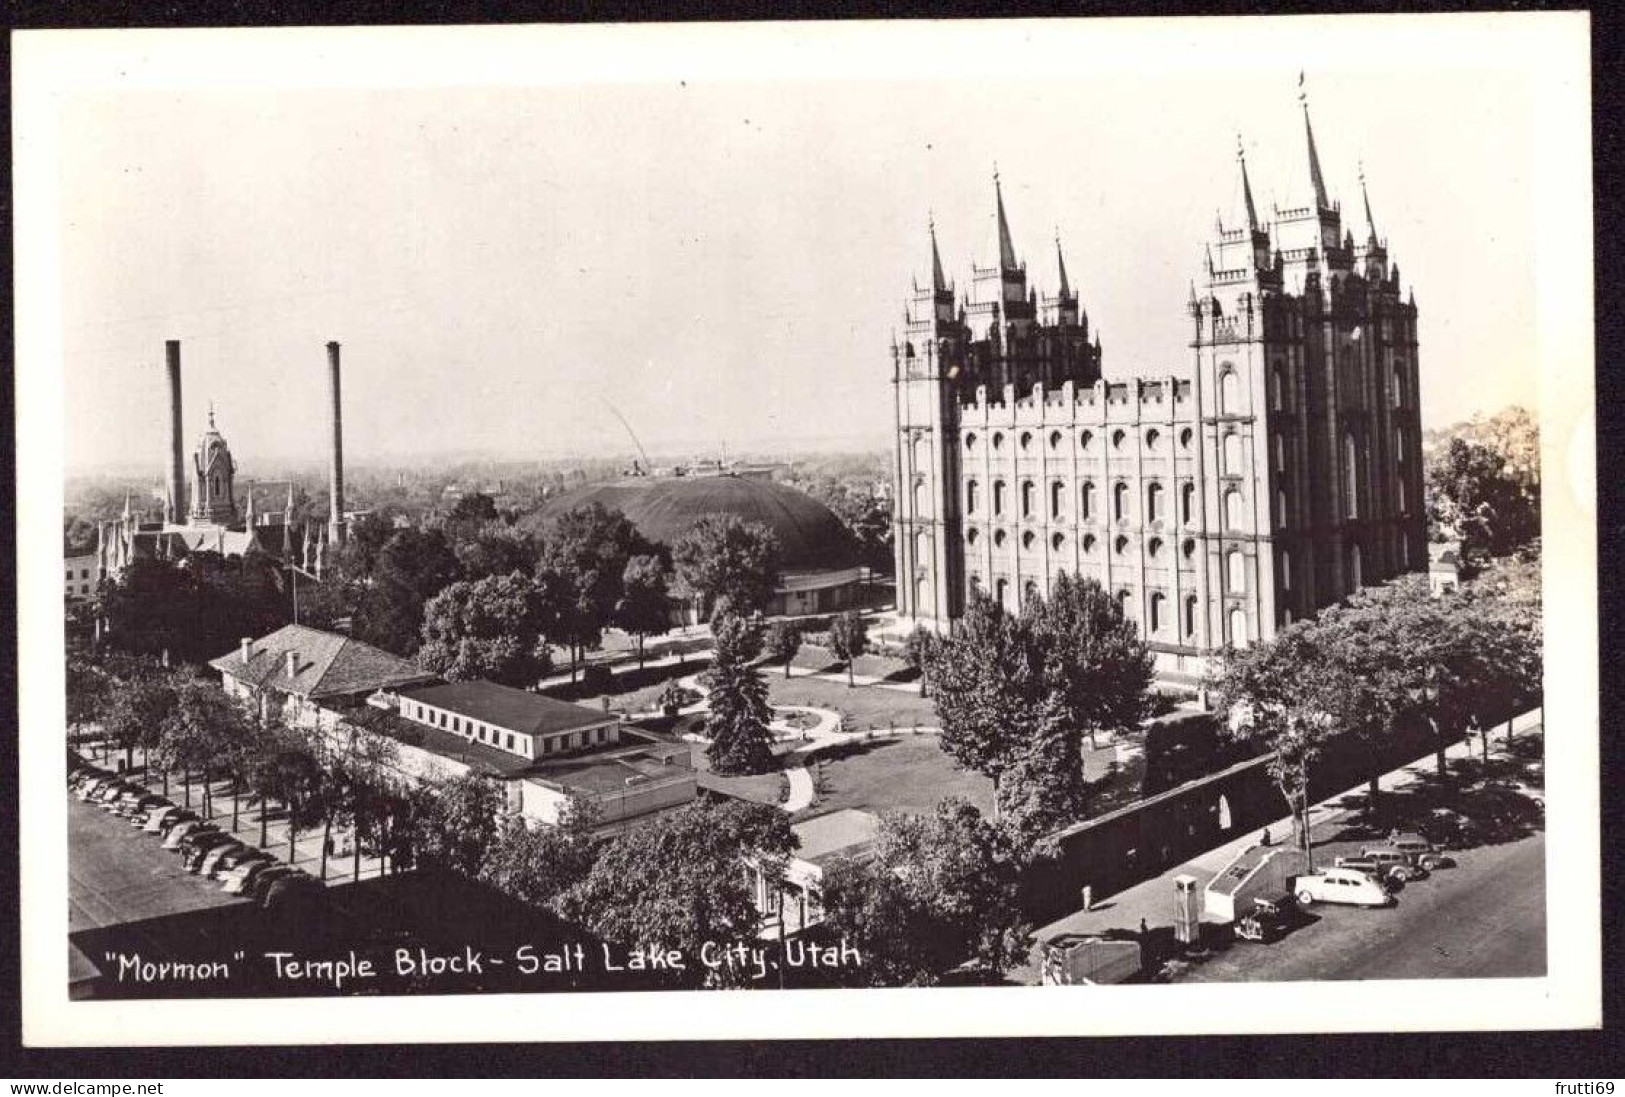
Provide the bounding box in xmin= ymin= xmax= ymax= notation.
xmin=1180 ymin=830 xmax=1545 ymax=982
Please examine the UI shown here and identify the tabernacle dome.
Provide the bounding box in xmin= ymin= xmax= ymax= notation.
xmin=532 ymin=475 xmax=864 ymax=618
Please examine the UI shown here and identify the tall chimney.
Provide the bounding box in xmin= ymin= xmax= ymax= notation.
xmin=165 ymin=340 xmax=185 ymax=525
xmin=327 ymin=340 xmax=345 ymax=545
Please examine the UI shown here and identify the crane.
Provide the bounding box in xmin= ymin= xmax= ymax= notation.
xmin=599 ymin=397 xmax=653 ymax=474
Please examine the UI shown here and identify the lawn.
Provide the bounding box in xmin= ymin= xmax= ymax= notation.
xmin=800 ymin=734 xmax=994 ymax=819
xmin=766 ymin=673 xmax=938 ymax=731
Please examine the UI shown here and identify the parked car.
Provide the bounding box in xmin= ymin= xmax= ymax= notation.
xmin=1235 ymin=895 xmax=1298 ymax=943
xmin=226 ymin=860 xmax=289 ymax=896
xmin=212 ymin=846 xmax=271 ymax=879
xmin=147 ymin=806 xmax=192 ymax=835
xmin=130 ymin=797 xmax=173 ymax=827
xmin=1336 ymin=849 xmax=1426 ymax=884
xmin=1385 ymin=833 xmax=1452 ymax=870
xmin=192 ymin=836 xmax=244 ymax=875
xmin=120 ymin=794 xmax=165 ymax=821
xmin=261 ymin=872 xmax=325 ymax=914
xmin=1293 ymin=868 xmax=1394 ymax=907
xmin=179 ymin=827 xmax=231 ymax=860
xmin=244 ymin=865 xmax=305 ymax=904
xmin=163 ymin=820 xmax=216 ymax=850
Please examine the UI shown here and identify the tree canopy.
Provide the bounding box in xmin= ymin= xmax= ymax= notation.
xmin=704 ymin=613 xmax=777 ymax=775
xmin=417 ymin=571 xmax=555 ymax=687
xmin=534 ymin=503 xmax=648 ymax=678
xmin=670 ymin=513 xmax=782 ymax=619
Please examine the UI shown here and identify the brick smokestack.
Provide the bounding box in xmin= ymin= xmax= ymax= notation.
xmin=165 ymin=340 xmax=185 ymax=524
xmin=327 ymin=340 xmax=344 ymax=545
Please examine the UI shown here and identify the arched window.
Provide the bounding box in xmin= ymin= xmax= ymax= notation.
xmin=1147 ymin=537 xmax=1163 ymax=558
xmin=1181 ymin=482 xmax=1196 ymax=525
xmin=992 ymin=432 xmax=1005 ymax=451
xmin=1184 ymin=595 xmax=1198 ymax=637
xmin=1082 ymin=534 xmax=1097 ymax=554
xmin=1114 ymin=535 xmax=1130 ymax=556
xmin=1079 ymin=429 xmax=1093 ymax=451
xmin=1274 ymin=433 xmax=1286 ymax=473
xmin=915 ymin=530 xmax=931 ymax=563
xmin=1230 ymin=607 xmax=1249 ymax=645
xmin=1024 ymin=579 xmax=1039 ymax=602
xmin=1182 ymin=538 xmax=1196 ymax=561
xmin=1395 ymin=426 xmax=1406 ymax=465
xmin=913 ymin=480 xmax=929 ymax=517
xmin=1117 ymin=589 xmax=1132 ymax=616
xmin=1348 ymin=542 xmax=1363 ymax=591
xmin=966 ymin=527 xmax=980 ymax=546
xmin=1021 ymin=530 xmax=1036 ymax=551
xmin=1113 ymin=482 xmax=1129 ymax=521
xmin=911 ymin=434 xmax=928 ymax=469
xmin=1223 ymin=432 xmax=1244 ymax=475
xmin=1049 ymin=430 xmax=1063 ymax=451
xmin=993 ymin=529 xmax=1007 ymax=548
xmin=915 ymin=575 xmax=931 ymax=612
xmin=1271 ymin=363 xmax=1285 ymax=411
xmin=1227 ymin=549 xmax=1246 ymax=593
xmin=1277 ymin=489 xmax=1288 ymax=529
xmin=1179 ymin=427 xmax=1193 ymax=450
xmin=1050 ymin=480 xmax=1065 ymax=518
xmin=1051 ymin=532 xmax=1066 ymax=551
xmin=1224 ymin=488 xmax=1245 ymax=531
xmin=1019 ymin=431 xmax=1033 ymax=452
xmin=995 ymin=577 xmax=1010 ymax=609
xmin=1281 ymin=548 xmax=1292 ymax=590
xmin=993 ymin=480 xmax=1007 ymax=516
xmin=1020 ymin=480 xmax=1035 ymax=519
xmin=1150 ymin=593 xmax=1166 ymax=634
xmin=964 ymin=432 xmax=978 ymax=453
xmin=1343 ymin=432 xmax=1359 ymax=519
xmin=1219 ymin=367 xmax=1241 ymax=414
xmin=966 ymin=479 xmax=980 ymax=514
xmin=968 ymin=573 xmax=982 ymax=597
xmin=1282 ymin=607 xmax=1294 ymax=627
xmin=1081 ymin=481 xmax=1096 ymax=520
xmin=1392 ymin=365 xmax=1405 ymax=408
xmin=1112 ymin=429 xmax=1126 ymax=450
xmin=1146 ymin=482 xmax=1164 ymax=524
xmin=1399 ymin=531 xmax=1410 ymax=568
xmin=1145 ymin=429 xmax=1161 ymax=450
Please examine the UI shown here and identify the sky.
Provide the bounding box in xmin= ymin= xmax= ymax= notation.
xmin=47 ymin=18 xmax=1561 ymax=475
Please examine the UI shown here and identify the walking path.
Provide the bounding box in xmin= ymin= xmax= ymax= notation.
xmin=665 ymin=668 xmax=939 ymax=813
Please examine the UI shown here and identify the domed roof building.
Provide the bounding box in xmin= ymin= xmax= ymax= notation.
xmin=533 ymin=474 xmax=866 ymax=619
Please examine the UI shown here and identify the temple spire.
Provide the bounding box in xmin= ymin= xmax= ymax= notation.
xmin=208 ymin=400 xmax=216 ymax=430
xmin=929 ymin=212 xmax=948 ymax=292
xmin=1360 ymin=161 xmax=1378 ymax=242
xmin=1299 ymin=72 xmax=1330 ymax=211
xmin=994 ymin=165 xmax=1019 ymax=272
xmin=1055 ymin=230 xmax=1072 ymax=296
xmin=1238 ymin=134 xmax=1260 ymax=232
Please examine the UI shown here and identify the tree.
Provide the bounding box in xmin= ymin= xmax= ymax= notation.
xmin=1026 ymin=572 xmax=1153 ymax=749
xmin=1425 ymin=434 xmax=1540 ymax=558
xmin=615 ymin=555 xmax=672 ymax=669
xmin=409 ymin=773 xmax=506 ymax=879
xmin=351 ymin=528 xmax=461 ymax=655
xmin=66 ymin=651 xmax=113 ymax=749
xmin=449 ymin=491 xmax=499 ymax=524
xmin=762 ymin=619 xmax=803 ymax=680
xmin=817 ymin=799 xmax=1028 ymax=986
xmin=453 ymin=523 xmax=537 ymax=582
xmin=922 ymin=591 xmax=1042 ymax=810
xmin=98 ymin=661 xmax=177 ymax=774
xmin=828 ymin=611 xmax=870 ymax=688
xmin=704 ymin=613 xmax=777 ymax=776
xmin=562 ymin=799 xmax=796 ymax=987
xmin=535 ymin=503 xmax=646 ymax=681
xmin=1212 ymin=623 xmax=1343 ymax=866
xmin=159 ymin=675 xmax=237 ymax=815
xmin=417 ymin=572 xmax=554 ymax=687
xmin=479 ymin=797 xmax=601 ymax=913
xmin=670 ymin=513 xmax=781 ymax=620
xmin=900 ymin=626 xmax=936 ymax=697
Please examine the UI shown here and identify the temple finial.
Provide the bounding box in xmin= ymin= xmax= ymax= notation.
xmin=1299 ymin=72 xmax=1331 ymax=211
xmin=993 ymin=165 xmax=1018 ymax=272
xmin=1055 ymin=228 xmax=1071 ymax=297
xmin=1237 ymin=133 xmax=1260 ymax=232
xmin=929 ymin=210 xmax=948 ymax=292
xmin=1360 ymin=160 xmax=1378 ymax=242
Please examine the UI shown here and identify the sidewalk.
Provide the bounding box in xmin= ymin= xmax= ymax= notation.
xmin=1016 ymin=709 xmax=1543 ymax=980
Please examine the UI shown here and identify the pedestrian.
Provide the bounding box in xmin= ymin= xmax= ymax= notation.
xmin=1260 ymin=826 xmax=1271 ymax=847
xmin=1139 ymin=918 xmax=1149 ymax=939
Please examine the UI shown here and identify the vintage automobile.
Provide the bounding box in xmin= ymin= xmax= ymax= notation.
xmin=1235 ymin=896 xmax=1298 ymax=943
xmin=1293 ymin=868 xmax=1395 ymax=908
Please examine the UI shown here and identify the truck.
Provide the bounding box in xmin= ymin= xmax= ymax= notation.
xmin=1039 ymin=934 xmax=1143 ymax=985
xmin=1203 ymin=844 xmax=1311 ymax=925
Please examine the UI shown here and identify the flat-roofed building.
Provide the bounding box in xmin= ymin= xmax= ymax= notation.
xmin=752 ymin=808 xmax=883 ymax=936
xmin=519 ymin=741 xmax=696 ymax=833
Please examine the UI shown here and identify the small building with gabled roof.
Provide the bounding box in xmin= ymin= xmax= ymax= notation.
xmin=209 ymin=623 xmax=440 ymax=728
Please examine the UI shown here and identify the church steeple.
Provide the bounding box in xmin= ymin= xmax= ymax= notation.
xmin=1300 ymin=73 xmax=1331 ymax=212
xmin=1360 ymin=162 xmax=1379 ymax=243
xmin=929 ymin=213 xmax=947 ymax=293
xmin=1055 ymin=231 xmax=1072 ymax=297
xmin=994 ymin=167 xmax=1019 ymax=273
xmin=1238 ymin=135 xmax=1260 ymax=232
